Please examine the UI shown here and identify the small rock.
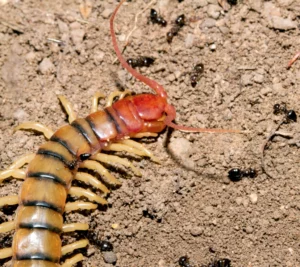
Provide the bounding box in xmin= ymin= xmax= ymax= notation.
xmin=236 ymin=197 xmax=243 ymax=205
xmin=203 ymin=205 xmax=215 ymax=215
xmin=272 ymin=210 xmax=282 ymax=221
xmin=58 ymin=20 xmax=69 ymax=34
xmin=25 ymin=52 xmax=36 ymax=64
xmin=245 ymin=226 xmax=254 ymax=234
xmin=209 ymin=43 xmax=217 ymax=51
xmin=102 ymin=8 xmax=113 ymax=19
xmin=197 ymin=0 xmax=208 ymax=7
xmin=207 ymin=4 xmax=222 ymax=19
xmin=185 ymin=33 xmax=194 ymax=48
xmin=103 ymin=251 xmax=117 ymax=264
xmin=249 ymin=193 xmax=258 ymax=204
xmin=158 ymin=259 xmax=167 ymax=267
xmin=38 ymin=58 xmax=55 ymax=75
xmin=71 ymin=28 xmax=85 ymax=46
xmin=94 ymin=51 xmax=105 ymax=65
xmin=241 ymin=74 xmax=253 ymax=86
xmin=168 ymin=138 xmax=194 ymax=158
xmin=270 ymin=16 xmax=297 ymax=30
xmin=13 ymin=109 xmax=28 ymax=120
xmin=201 ymin=18 xmax=216 ymax=29
xmin=253 ymin=73 xmax=264 ymax=84
xmin=190 ymin=226 xmax=204 ymax=237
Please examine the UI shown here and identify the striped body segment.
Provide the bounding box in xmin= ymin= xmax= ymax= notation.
xmin=11 ymin=95 xmax=167 ymax=266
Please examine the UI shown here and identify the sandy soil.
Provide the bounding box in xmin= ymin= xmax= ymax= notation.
xmin=1 ymin=0 xmax=300 ymax=266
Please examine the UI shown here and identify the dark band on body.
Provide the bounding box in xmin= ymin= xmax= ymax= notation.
xmin=50 ymin=136 xmax=76 ymax=156
xmin=71 ymin=120 xmax=93 ymax=145
xmin=27 ymin=172 xmax=67 ymax=187
xmin=22 ymin=199 xmax=63 ymax=214
xmin=19 ymin=222 xmax=61 ymax=234
xmin=37 ymin=149 xmax=76 ymax=170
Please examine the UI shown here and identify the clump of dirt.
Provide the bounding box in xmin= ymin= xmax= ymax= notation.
xmin=0 ymin=0 xmax=300 ymax=266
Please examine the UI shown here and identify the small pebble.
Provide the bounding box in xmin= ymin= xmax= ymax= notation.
xmin=71 ymin=28 xmax=85 ymax=46
xmin=103 ymin=251 xmax=117 ymax=264
xmin=38 ymin=58 xmax=55 ymax=75
xmin=253 ymin=73 xmax=264 ymax=84
xmin=190 ymin=226 xmax=204 ymax=237
xmin=209 ymin=43 xmax=216 ymax=51
xmin=201 ymin=18 xmax=216 ymax=29
xmin=241 ymin=74 xmax=253 ymax=86
xmin=270 ymin=16 xmax=297 ymax=30
xmin=236 ymin=197 xmax=243 ymax=205
xmin=102 ymin=8 xmax=113 ymax=19
xmin=185 ymin=33 xmax=194 ymax=48
xmin=249 ymin=193 xmax=258 ymax=204
xmin=245 ymin=226 xmax=254 ymax=234
xmin=272 ymin=210 xmax=282 ymax=221
xmin=207 ymin=4 xmax=222 ymax=19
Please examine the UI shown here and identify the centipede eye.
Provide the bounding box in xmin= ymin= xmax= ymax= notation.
xmin=80 ymin=153 xmax=91 ymax=161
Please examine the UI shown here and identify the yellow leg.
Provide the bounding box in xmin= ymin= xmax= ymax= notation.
xmin=91 ymin=153 xmax=141 ymax=176
xmin=68 ymin=187 xmax=107 ymax=205
xmin=7 ymin=153 xmax=35 ymax=170
xmin=0 ymin=169 xmax=26 ymax=182
xmin=15 ymin=122 xmax=54 ymax=139
xmin=118 ymin=139 xmax=160 ymax=162
xmin=0 ymin=221 xmax=15 ymax=233
xmin=131 ymin=132 xmax=158 ymax=138
xmin=0 ymin=195 xmax=19 ymax=207
xmin=61 ymin=253 xmax=84 ymax=267
xmin=105 ymin=89 xmax=131 ymax=107
xmin=62 ymin=223 xmax=89 ymax=233
xmin=91 ymin=92 xmax=105 ymax=113
xmin=61 ymin=240 xmax=89 ymax=256
xmin=80 ymin=160 xmax=122 ymax=186
xmin=57 ymin=95 xmax=77 ymax=123
xmin=65 ymin=201 xmax=97 ymax=212
xmin=75 ymin=172 xmax=110 ymax=196
xmin=103 ymin=141 xmax=160 ymax=163
xmin=0 ymin=247 xmax=13 ymax=259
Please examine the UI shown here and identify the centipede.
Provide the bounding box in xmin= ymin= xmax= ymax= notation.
xmin=0 ymin=0 xmax=238 ymax=266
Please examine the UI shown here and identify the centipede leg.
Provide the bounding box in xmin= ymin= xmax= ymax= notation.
xmin=91 ymin=92 xmax=105 ymax=113
xmin=0 ymin=247 xmax=13 ymax=259
xmin=68 ymin=186 xmax=107 ymax=205
xmin=15 ymin=122 xmax=54 ymax=139
xmin=119 ymin=139 xmax=160 ymax=162
xmin=7 ymin=153 xmax=35 ymax=170
xmin=75 ymin=172 xmax=110 ymax=196
xmin=105 ymin=89 xmax=132 ymax=107
xmin=62 ymin=223 xmax=89 ymax=233
xmin=61 ymin=239 xmax=89 ymax=256
xmin=0 ymin=169 xmax=26 ymax=182
xmin=131 ymin=132 xmax=158 ymax=138
xmin=91 ymin=153 xmax=142 ymax=176
xmin=0 ymin=221 xmax=15 ymax=233
xmin=61 ymin=253 xmax=84 ymax=267
xmin=65 ymin=201 xmax=98 ymax=212
xmin=103 ymin=141 xmax=160 ymax=163
xmin=0 ymin=195 xmax=19 ymax=207
xmin=79 ymin=160 xmax=122 ymax=186
xmin=57 ymin=95 xmax=77 ymax=123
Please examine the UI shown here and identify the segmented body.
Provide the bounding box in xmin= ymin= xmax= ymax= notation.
xmin=0 ymin=0 xmax=237 ymax=266
xmin=10 ymin=95 xmax=167 ymax=266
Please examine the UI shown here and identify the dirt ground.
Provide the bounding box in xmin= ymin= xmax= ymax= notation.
xmin=1 ymin=0 xmax=300 ymax=266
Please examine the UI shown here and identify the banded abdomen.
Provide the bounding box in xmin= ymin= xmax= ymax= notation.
xmin=11 ymin=97 xmax=166 ymax=266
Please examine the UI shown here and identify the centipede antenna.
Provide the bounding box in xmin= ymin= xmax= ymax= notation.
xmin=164 ymin=104 xmax=240 ymax=133
xmin=110 ymin=0 xmax=167 ymax=99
